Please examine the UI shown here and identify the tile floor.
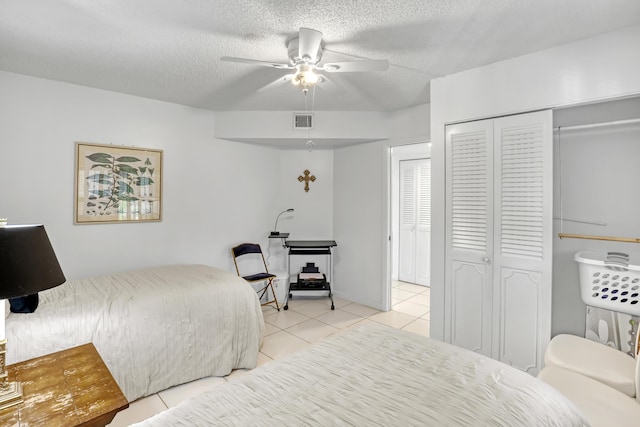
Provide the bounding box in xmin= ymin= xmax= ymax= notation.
xmin=108 ymin=280 xmax=430 ymax=426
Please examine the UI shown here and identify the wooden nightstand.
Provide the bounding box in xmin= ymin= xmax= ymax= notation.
xmin=0 ymin=343 xmax=129 ymax=426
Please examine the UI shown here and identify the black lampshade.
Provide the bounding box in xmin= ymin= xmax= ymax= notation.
xmin=0 ymin=225 xmax=66 ymax=299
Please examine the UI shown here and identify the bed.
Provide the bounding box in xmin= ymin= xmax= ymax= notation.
xmin=133 ymin=324 xmax=589 ymax=426
xmin=5 ymin=264 xmax=264 ymax=402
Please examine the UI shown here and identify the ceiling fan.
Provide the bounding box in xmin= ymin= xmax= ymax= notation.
xmin=221 ymin=27 xmax=389 ymax=93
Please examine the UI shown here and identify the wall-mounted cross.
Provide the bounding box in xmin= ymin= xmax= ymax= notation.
xmin=298 ymin=169 xmax=316 ymax=193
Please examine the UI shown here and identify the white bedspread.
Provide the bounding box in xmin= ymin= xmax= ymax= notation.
xmin=134 ymin=324 xmax=588 ymax=427
xmin=6 ymin=264 xmax=264 ymax=402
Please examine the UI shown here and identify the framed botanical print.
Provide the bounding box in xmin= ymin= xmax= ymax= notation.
xmin=75 ymin=142 xmax=163 ymax=224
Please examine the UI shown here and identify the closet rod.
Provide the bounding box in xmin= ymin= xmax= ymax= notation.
xmin=554 ymin=118 xmax=640 ymax=132
xmin=553 ymin=217 xmax=606 ymax=226
xmin=558 ymin=233 xmax=640 ymax=243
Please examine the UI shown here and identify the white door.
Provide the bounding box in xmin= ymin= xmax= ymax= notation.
xmin=399 ymin=160 xmax=417 ymax=283
xmin=445 ymin=120 xmax=494 ymax=357
xmin=415 ymin=160 xmax=431 ymax=285
xmin=492 ymin=111 xmax=553 ymax=375
xmin=399 ymin=159 xmax=431 ymax=285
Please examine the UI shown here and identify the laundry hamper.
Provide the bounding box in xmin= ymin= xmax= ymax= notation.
xmin=575 ymin=251 xmax=640 ymax=316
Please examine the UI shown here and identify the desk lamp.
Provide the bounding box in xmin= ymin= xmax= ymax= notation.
xmin=271 ymin=208 xmax=294 ymax=236
xmin=0 ymin=224 xmax=66 ymax=410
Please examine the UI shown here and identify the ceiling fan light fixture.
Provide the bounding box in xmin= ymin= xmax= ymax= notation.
xmin=292 ymin=71 xmax=317 ymax=87
xmin=292 ymin=64 xmax=319 ymax=88
xmin=302 ymin=70 xmax=319 ymax=84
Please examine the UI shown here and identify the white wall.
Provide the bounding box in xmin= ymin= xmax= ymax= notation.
xmin=215 ymin=105 xmax=429 ymax=148
xmin=430 ymin=24 xmax=640 ymax=341
xmin=0 ymin=71 xmax=280 ymax=280
xmin=333 ymin=141 xmax=389 ymax=310
xmin=266 ymin=149 xmax=334 ymax=277
xmin=389 ymin=104 xmax=430 ymax=145
xmin=215 ymin=110 xmax=389 ymax=147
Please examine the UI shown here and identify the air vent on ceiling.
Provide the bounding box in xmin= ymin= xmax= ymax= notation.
xmin=293 ymin=113 xmax=313 ymax=129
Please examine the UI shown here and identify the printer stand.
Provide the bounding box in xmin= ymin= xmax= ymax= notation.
xmin=283 ymin=240 xmax=337 ymax=311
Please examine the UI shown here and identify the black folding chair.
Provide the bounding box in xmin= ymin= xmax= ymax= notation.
xmin=231 ymin=243 xmax=280 ymax=311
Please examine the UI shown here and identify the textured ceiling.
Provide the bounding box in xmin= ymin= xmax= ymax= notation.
xmin=1 ymin=0 xmax=640 ymax=112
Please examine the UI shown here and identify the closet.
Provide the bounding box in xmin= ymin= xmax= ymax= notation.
xmin=444 ymin=110 xmax=553 ymax=375
xmin=553 ymin=96 xmax=640 ymax=351
xmin=398 ymin=158 xmax=431 ymax=285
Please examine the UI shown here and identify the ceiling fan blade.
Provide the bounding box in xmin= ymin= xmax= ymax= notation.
xmin=220 ymin=56 xmax=293 ymax=69
xmin=320 ymin=59 xmax=389 ymax=73
xmin=298 ymin=27 xmax=323 ymax=62
xmin=315 ymin=75 xmax=342 ymax=94
xmin=257 ymin=74 xmax=296 ymax=92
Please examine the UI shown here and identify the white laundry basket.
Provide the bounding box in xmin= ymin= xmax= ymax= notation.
xmin=575 ymin=251 xmax=640 ymax=316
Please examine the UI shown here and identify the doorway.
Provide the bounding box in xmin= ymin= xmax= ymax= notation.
xmin=390 ymin=143 xmax=432 ymax=325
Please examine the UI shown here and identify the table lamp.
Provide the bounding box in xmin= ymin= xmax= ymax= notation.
xmin=271 ymin=208 xmax=294 ymax=236
xmin=0 ymin=224 xmax=66 ymax=410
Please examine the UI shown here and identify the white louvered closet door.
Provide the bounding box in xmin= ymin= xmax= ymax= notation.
xmin=445 ymin=110 xmax=552 ymax=375
xmin=445 ymin=120 xmax=494 ymax=357
xmin=492 ymin=110 xmax=552 ymax=375
xmin=399 ymin=160 xmax=417 ymax=283
xmin=399 ymin=159 xmax=431 ymax=286
xmin=415 ymin=160 xmax=431 ymax=286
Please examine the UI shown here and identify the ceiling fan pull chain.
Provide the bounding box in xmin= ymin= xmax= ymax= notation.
xmin=304 ymin=84 xmax=315 ymax=152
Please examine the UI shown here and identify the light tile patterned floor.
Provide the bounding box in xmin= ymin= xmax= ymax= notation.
xmin=108 ymin=280 xmax=430 ymax=426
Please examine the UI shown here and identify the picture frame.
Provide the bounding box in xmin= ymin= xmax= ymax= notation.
xmin=75 ymin=142 xmax=163 ymax=224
